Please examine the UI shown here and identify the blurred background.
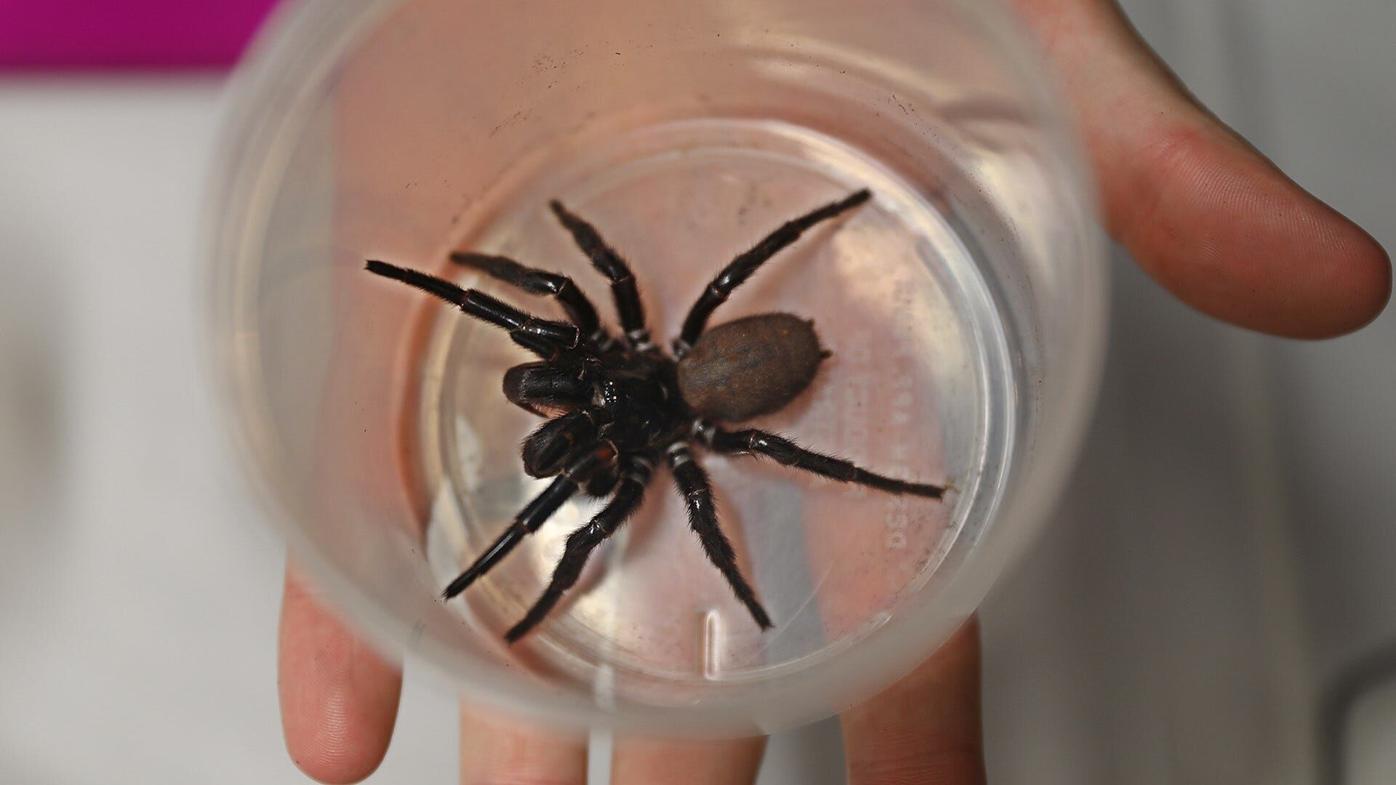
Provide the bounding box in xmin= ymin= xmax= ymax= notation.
xmin=0 ymin=0 xmax=1391 ymax=783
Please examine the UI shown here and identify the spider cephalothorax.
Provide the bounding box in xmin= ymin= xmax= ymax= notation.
xmin=367 ymin=187 xmax=945 ymax=642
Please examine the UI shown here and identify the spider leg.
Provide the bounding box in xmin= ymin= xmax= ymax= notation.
xmin=442 ymin=441 xmax=617 ymax=600
xmin=505 ymin=456 xmax=653 ymax=642
xmin=521 ymin=408 xmax=608 ymax=478
xmin=665 ymin=443 xmax=772 ymax=630
xmin=503 ymin=359 xmax=594 ymax=414
xmin=509 ymin=331 xmax=567 ymax=360
xmin=366 ymin=260 xmax=579 ymax=349
xmin=547 ymin=201 xmax=653 ymax=350
xmin=674 ymin=189 xmax=870 ymax=354
xmin=705 ymin=426 xmax=945 ymax=499
xmin=450 ymin=252 xmax=607 ymax=344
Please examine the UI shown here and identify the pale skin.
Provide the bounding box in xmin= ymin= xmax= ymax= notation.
xmin=278 ymin=0 xmax=1391 ymax=782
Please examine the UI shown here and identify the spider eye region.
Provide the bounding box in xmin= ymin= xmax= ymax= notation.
xmin=676 ymin=312 xmax=826 ymax=422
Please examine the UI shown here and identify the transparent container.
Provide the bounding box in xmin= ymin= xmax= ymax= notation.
xmin=206 ymin=0 xmax=1106 ymax=736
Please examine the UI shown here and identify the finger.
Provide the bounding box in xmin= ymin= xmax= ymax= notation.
xmin=459 ymin=705 xmax=589 ymax=785
xmin=842 ymin=620 xmax=984 ymax=785
xmin=1012 ymin=0 xmax=1390 ymax=337
xmin=612 ymin=735 xmax=766 ymax=785
xmin=279 ymin=567 xmax=403 ymax=784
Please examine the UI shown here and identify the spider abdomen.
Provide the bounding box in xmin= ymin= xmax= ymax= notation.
xmin=676 ymin=312 xmax=826 ymax=422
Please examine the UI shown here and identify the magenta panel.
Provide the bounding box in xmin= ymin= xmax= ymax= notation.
xmin=0 ymin=0 xmax=281 ymax=69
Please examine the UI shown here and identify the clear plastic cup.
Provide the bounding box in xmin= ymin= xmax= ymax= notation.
xmin=206 ymin=0 xmax=1106 ymax=736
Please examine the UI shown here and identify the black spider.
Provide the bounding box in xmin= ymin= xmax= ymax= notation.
xmin=366 ymin=187 xmax=945 ymax=643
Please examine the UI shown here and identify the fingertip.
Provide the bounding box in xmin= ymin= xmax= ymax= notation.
xmin=841 ymin=620 xmax=984 ymax=785
xmin=1118 ymin=123 xmax=1391 ymax=338
xmin=459 ymin=706 xmax=589 ymax=785
xmin=279 ymin=571 xmax=403 ymax=784
xmin=1304 ymin=215 xmax=1391 ymax=338
xmin=612 ymin=735 xmax=766 ymax=785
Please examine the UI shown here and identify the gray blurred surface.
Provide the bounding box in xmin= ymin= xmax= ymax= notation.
xmin=0 ymin=81 xmax=455 ymax=784
xmin=0 ymin=0 xmax=1392 ymax=782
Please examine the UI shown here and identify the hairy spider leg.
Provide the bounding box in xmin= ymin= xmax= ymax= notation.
xmin=505 ymin=456 xmax=653 ymax=642
xmin=503 ymin=360 xmax=594 ymax=414
xmin=547 ymin=201 xmax=653 ymax=350
xmin=450 ymin=252 xmax=607 ymax=343
xmin=707 ymin=426 xmax=945 ymax=499
xmin=666 ymin=444 xmax=773 ymax=630
xmin=365 ymin=260 xmax=579 ymax=349
xmin=521 ymin=408 xmax=608 ymax=478
xmin=442 ymin=442 xmax=618 ymax=600
xmin=674 ymin=188 xmax=871 ymax=354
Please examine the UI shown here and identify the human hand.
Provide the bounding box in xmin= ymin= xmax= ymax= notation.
xmin=277 ymin=1 xmax=1389 ymax=783
xmin=280 ymin=566 xmax=982 ymax=785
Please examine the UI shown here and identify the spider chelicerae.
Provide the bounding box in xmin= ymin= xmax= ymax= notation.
xmin=367 ymin=187 xmax=946 ymax=643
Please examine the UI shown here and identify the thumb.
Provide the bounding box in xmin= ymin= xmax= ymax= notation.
xmin=1012 ymin=0 xmax=1390 ymax=337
